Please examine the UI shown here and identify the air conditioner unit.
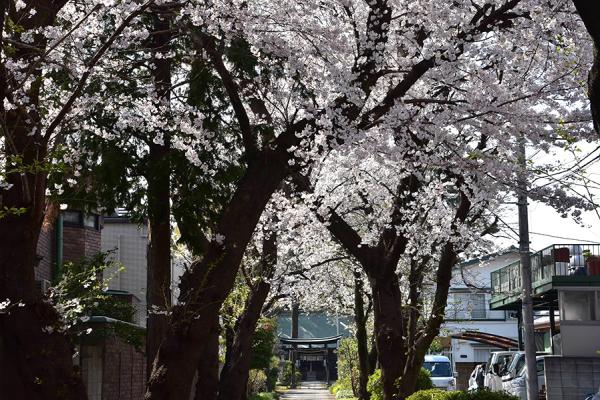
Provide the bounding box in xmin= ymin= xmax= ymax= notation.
xmin=35 ymin=279 xmax=52 ymax=294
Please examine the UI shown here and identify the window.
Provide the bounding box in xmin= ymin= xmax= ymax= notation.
xmin=63 ymin=211 xmax=81 ymax=225
xmin=447 ymin=292 xmax=486 ymax=319
xmin=422 ymin=362 xmax=452 ymax=378
xmin=561 ymin=291 xmax=597 ymax=322
xmin=83 ymin=214 xmax=99 ymax=229
xmin=62 ymin=210 xmax=100 ymax=230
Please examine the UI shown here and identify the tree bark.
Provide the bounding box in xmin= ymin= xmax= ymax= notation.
xmin=354 ymin=272 xmax=370 ymax=400
xmin=146 ymin=152 xmax=288 ymax=400
xmin=194 ymin=316 xmax=220 ymax=400
xmin=368 ymin=338 xmax=378 ymax=375
xmin=217 ymin=281 xmax=271 ymax=400
xmin=369 ymin=272 xmax=405 ymax=400
xmin=0 ymin=3 xmax=86 ymax=399
xmin=146 ymin=8 xmax=173 ymax=377
xmin=218 ymin=225 xmax=277 ymax=400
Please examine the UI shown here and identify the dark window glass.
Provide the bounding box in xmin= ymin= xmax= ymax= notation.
xmin=83 ymin=214 xmax=98 ymax=229
xmin=422 ymin=362 xmax=452 ymax=377
xmin=63 ymin=211 xmax=81 ymax=225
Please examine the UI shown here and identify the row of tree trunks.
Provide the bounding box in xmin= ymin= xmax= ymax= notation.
xmin=0 ymin=3 xmax=87 ymax=399
xmin=217 ymin=281 xmax=271 ymax=400
xmin=146 ymin=8 xmax=173 ymax=377
xmin=146 ymin=153 xmax=288 ymax=399
xmin=217 ymin=226 xmax=277 ymax=400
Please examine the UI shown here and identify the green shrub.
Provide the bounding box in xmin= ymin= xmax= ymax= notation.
xmin=407 ymin=389 xmax=518 ymax=400
xmin=367 ymin=367 xmax=432 ymax=400
xmin=265 ymin=357 xmax=279 ymax=391
xmin=367 ymin=369 xmax=383 ymax=400
xmin=337 ymin=338 xmax=360 ymax=393
xmin=406 ymin=389 xmax=459 ymax=400
xmin=248 ymin=392 xmax=279 ymax=400
xmin=330 ymin=382 xmax=342 ymax=395
xmin=247 ymin=369 xmax=267 ymax=395
xmin=279 ymin=361 xmax=301 ymax=386
xmin=456 ymin=389 xmax=519 ymax=400
xmin=335 ymin=389 xmax=355 ymax=399
xmin=416 ymin=368 xmax=434 ymax=391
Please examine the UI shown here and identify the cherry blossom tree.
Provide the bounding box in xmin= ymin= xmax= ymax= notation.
xmin=0 ymin=1 xmax=153 ymax=397
xmin=143 ymin=1 xmax=595 ymax=398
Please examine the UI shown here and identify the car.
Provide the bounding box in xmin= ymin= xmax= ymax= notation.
xmin=484 ymin=351 xmax=517 ymax=389
xmin=503 ymin=355 xmax=546 ymax=399
xmin=585 ymin=386 xmax=600 ymax=400
xmin=502 ymin=351 xmax=550 ymax=387
xmin=423 ymin=355 xmax=456 ymax=391
xmin=502 ymin=351 xmax=525 ymax=383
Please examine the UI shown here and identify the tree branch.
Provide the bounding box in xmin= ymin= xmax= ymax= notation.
xmin=189 ymin=31 xmax=259 ymax=156
xmin=43 ymin=0 xmax=155 ymax=143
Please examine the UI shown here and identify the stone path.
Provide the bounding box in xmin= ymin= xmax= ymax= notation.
xmin=279 ymin=382 xmax=334 ymax=400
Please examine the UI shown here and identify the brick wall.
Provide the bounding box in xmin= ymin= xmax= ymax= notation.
xmin=101 ymin=334 xmax=146 ymax=400
xmin=35 ymin=225 xmax=54 ymax=282
xmin=545 ymin=356 xmax=600 ymax=399
xmin=63 ymin=225 xmax=101 ymax=264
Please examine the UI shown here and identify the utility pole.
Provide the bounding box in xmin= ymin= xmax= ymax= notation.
xmin=517 ymin=136 xmax=539 ymax=400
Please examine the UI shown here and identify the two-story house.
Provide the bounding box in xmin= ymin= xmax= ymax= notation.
xmin=442 ymin=248 xmax=520 ymax=390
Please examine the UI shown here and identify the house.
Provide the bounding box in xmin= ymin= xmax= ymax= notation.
xmin=442 ymin=248 xmax=521 ymax=390
xmin=490 ymin=243 xmax=600 ymax=399
xmin=35 ymin=209 xmax=148 ymax=400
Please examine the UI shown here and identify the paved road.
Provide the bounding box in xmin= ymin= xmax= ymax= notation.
xmin=280 ymin=382 xmax=334 ymax=400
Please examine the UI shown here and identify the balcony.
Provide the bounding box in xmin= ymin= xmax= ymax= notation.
xmin=490 ymin=244 xmax=600 ymax=310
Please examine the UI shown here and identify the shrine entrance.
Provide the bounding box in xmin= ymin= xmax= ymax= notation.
xmin=279 ymin=335 xmax=343 ymax=384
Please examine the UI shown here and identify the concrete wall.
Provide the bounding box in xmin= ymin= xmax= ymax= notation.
xmin=560 ymin=324 xmax=600 ymax=357
xmin=545 ymin=356 xmax=600 ymax=399
xmin=101 ymin=221 xmax=148 ymax=326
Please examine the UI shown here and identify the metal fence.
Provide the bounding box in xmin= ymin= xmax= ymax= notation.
xmin=491 ymin=244 xmax=600 ymax=297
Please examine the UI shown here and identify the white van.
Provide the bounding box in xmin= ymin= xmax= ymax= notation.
xmin=423 ymin=355 xmax=456 ymax=391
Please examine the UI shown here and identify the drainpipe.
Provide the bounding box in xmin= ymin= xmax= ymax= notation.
xmin=54 ymin=212 xmax=64 ymax=283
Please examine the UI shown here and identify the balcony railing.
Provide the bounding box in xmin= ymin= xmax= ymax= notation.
xmin=491 ymin=244 xmax=600 ymax=300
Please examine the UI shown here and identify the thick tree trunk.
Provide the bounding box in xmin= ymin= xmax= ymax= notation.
xmin=0 ymin=212 xmax=87 ymax=400
xmin=217 ymin=281 xmax=271 ymax=400
xmin=218 ymin=226 xmax=276 ymax=400
xmin=369 ymin=272 xmax=405 ymax=400
xmin=354 ymin=273 xmax=370 ymax=400
xmin=146 ymin=153 xmax=288 ymax=400
xmin=146 ymin=8 xmax=173 ymax=375
xmin=0 ymin=4 xmax=86 ymax=395
xmin=194 ymin=316 xmax=220 ymax=400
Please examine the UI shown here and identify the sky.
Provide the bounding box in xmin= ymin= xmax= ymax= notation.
xmin=494 ymin=143 xmax=600 ymax=253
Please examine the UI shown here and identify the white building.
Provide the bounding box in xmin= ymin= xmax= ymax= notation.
xmin=101 ymin=215 xmax=185 ymax=326
xmin=442 ymin=248 xmax=520 ymax=390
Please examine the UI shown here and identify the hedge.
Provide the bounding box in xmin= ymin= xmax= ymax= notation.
xmin=407 ymin=389 xmax=519 ymax=400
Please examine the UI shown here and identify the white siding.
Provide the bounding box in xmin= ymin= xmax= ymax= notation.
xmin=101 ymin=222 xmax=148 ymax=326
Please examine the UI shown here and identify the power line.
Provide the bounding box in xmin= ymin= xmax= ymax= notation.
xmin=528 ymin=231 xmax=600 ymax=244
